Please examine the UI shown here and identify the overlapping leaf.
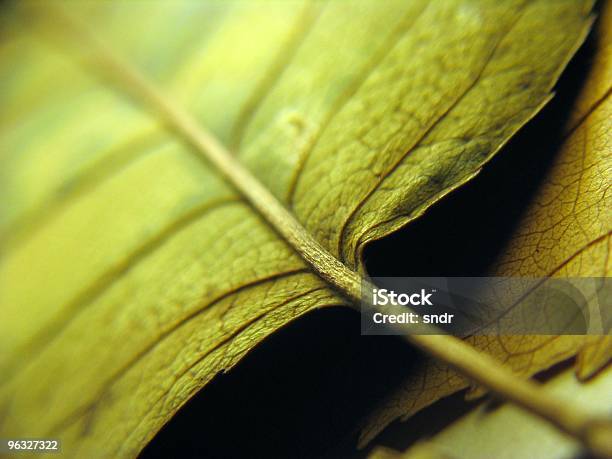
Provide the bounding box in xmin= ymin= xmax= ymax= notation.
xmin=367 ymin=367 xmax=612 ymax=459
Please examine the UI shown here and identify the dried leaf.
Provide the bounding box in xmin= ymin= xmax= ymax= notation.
xmin=0 ymin=1 xmax=596 ymax=457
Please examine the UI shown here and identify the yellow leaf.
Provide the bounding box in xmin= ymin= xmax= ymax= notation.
xmin=0 ymin=1 xmax=598 ymax=457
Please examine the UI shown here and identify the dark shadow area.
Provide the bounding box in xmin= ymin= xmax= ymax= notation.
xmin=140 ymin=307 xmax=420 ymax=459
xmin=141 ymin=6 xmax=601 ymax=459
xmin=356 ymin=390 xmax=479 ymax=455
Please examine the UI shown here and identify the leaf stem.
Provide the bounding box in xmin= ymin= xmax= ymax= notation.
xmin=35 ymin=6 xmax=612 ymax=458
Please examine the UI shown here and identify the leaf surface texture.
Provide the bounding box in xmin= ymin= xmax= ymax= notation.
xmin=0 ymin=1 xmax=597 ymax=456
